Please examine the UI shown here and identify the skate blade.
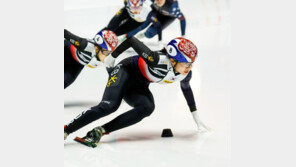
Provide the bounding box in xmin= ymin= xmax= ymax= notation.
xmin=74 ymin=137 xmax=98 ymax=148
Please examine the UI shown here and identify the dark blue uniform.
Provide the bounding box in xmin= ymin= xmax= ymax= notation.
xmin=127 ymin=0 xmax=186 ymax=41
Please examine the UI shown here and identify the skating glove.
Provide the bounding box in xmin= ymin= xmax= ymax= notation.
xmin=191 ymin=111 xmax=212 ymax=132
xmin=104 ymin=55 xmax=116 ymax=68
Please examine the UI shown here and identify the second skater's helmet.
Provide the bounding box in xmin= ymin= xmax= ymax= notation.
xmin=127 ymin=0 xmax=144 ymax=10
xmin=165 ymin=37 xmax=198 ymax=63
xmin=94 ymin=30 xmax=118 ymax=52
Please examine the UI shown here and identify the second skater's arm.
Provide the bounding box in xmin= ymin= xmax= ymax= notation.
xmin=111 ymin=37 xmax=159 ymax=67
xmin=64 ymin=29 xmax=99 ymax=66
xmin=64 ymin=29 xmax=93 ymax=51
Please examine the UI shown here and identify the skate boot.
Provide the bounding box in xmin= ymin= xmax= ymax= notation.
xmin=64 ymin=125 xmax=68 ymax=140
xmin=74 ymin=126 xmax=106 ymax=148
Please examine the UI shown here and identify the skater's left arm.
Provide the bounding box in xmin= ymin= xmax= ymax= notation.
xmin=180 ymin=71 xmax=196 ymax=112
xmin=180 ymin=71 xmax=211 ymax=132
xmin=170 ymin=1 xmax=186 ymax=36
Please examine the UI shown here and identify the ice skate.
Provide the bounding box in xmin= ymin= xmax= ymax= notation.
xmin=74 ymin=126 xmax=105 ymax=148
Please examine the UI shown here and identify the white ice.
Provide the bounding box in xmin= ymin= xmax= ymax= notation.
xmin=64 ymin=0 xmax=230 ymax=167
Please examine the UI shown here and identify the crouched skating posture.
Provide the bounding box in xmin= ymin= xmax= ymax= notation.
xmin=64 ymin=36 xmax=209 ymax=147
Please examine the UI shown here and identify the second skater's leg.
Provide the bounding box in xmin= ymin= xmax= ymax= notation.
xmin=65 ymin=64 xmax=130 ymax=135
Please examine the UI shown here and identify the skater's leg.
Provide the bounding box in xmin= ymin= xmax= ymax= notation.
xmin=144 ymin=16 xmax=175 ymax=38
xmin=158 ymin=16 xmax=176 ymax=30
xmin=115 ymin=19 xmax=143 ymax=36
xmin=144 ymin=25 xmax=158 ymax=39
xmin=102 ymin=87 xmax=155 ymax=133
xmin=105 ymin=7 xmax=144 ymax=36
xmin=65 ymin=64 xmax=130 ymax=134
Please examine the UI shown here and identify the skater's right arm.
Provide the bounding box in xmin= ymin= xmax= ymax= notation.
xmin=111 ymin=37 xmax=159 ymax=67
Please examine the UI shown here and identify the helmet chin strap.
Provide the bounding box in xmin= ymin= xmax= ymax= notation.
xmin=165 ymin=51 xmax=180 ymax=75
xmin=172 ymin=60 xmax=180 ymax=75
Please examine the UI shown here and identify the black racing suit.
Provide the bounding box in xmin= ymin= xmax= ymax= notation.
xmin=65 ymin=37 xmax=196 ymax=134
xmin=64 ymin=40 xmax=84 ymax=89
xmin=102 ymin=0 xmax=144 ymax=36
xmin=127 ymin=0 xmax=186 ymax=40
xmin=64 ymin=29 xmax=99 ymax=88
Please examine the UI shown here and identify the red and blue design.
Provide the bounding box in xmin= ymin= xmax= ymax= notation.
xmin=165 ymin=37 xmax=197 ymax=63
xmin=94 ymin=30 xmax=118 ymax=51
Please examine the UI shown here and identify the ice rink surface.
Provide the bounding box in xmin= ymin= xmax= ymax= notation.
xmin=64 ymin=0 xmax=230 ymax=166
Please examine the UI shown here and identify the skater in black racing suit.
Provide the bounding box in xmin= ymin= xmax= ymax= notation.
xmin=64 ymin=36 xmax=210 ymax=145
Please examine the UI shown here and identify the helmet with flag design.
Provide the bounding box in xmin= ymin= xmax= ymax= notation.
xmin=165 ymin=37 xmax=198 ymax=63
xmin=94 ymin=30 xmax=118 ymax=52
